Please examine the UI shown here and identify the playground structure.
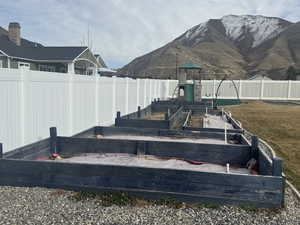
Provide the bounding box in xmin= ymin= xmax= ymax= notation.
xmin=173 ymin=62 xmax=203 ymax=103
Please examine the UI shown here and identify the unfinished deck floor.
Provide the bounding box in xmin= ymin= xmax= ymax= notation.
xmin=143 ymin=113 xmax=165 ymax=120
xmin=203 ymin=115 xmax=234 ymax=129
xmin=188 ymin=115 xmax=203 ymax=128
xmin=61 ymin=153 xmax=251 ymax=174
xmin=98 ymin=135 xmax=229 ymax=145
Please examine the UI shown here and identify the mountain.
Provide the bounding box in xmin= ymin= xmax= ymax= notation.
xmin=120 ymin=15 xmax=298 ymax=79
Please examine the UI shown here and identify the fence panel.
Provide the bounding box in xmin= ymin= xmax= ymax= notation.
xmin=168 ymin=80 xmax=178 ymax=97
xmin=263 ymin=81 xmax=289 ymax=99
xmin=26 ymin=71 xmax=70 ymax=143
xmin=241 ymin=81 xmax=261 ymax=99
xmin=0 ymin=69 xmax=22 ymax=151
xmin=72 ymin=75 xmax=96 ymax=134
xmin=138 ymin=79 xmax=146 ymax=108
xmin=128 ymin=78 xmax=138 ymax=114
xmin=115 ymin=78 xmax=127 ymax=116
xmin=290 ymin=81 xmax=300 ymax=99
xmin=98 ymin=77 xmax=114 ymax=126
xmin=1 ymin=68 xmax=300 ymax=153
xmin=201 ymin=80 xmax=214 ymax=98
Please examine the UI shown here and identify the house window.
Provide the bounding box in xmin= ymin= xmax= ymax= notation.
xmin=18 ymin=62 xmax=30 ymax=69
xmin=0 ymin=60 xmax=3 ymax=68
xmin=39 ymin=65 xmax=55 ymax=72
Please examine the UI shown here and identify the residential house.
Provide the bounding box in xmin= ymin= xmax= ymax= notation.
xmin=248 ymin=74 xmax=272 ymax=80
xmin=0 ymin=22 xmax=106 ymax=75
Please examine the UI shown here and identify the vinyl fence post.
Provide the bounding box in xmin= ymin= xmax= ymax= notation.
xmin=20 ymin=68 xmax=27 ymax=145
xmin=136 ymin=79 xmax=140 ymax=110
xmin=125 ymin=77 xmax=129 ymax=115
xmin=143 ymin=79 xmax=147 ymax=108
xmin=158 ymin=80 xmax=161 ymax=99
xmin=239 ymin=80 xmax=242 ymax=99
xmin=213 ymin=79 xmax=216 ymax=98
xmin=68 ymin=73 xmax=74 ymax=135
xmin=155 ymin=79 xmax=158 ymax=99
xmin=287 ymin=80 xmax=291 ymax=100
xmin=95 ymin=74 xmax=99 ymax=125
xmin=149 ymin=79 xmax=152 ymax=104
xmin=166 ymin=80 xmax=170 ymax=99
xmin=260 ymin=79 xmax=264 ymax=100
xmin=112 ymin=76 xmax=117 ymax=123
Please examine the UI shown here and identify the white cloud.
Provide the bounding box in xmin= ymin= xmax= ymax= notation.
xmin=0 ymin=0 xmax=299 ymax=68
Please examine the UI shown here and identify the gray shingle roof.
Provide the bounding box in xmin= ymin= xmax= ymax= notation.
xmin=0 ymin=35 xmax=87 ymax=61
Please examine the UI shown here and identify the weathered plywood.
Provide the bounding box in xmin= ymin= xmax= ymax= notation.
xmin=4 ymin=138 xmax=50 ymax=160
xmin=0 ymin=159 xmax=284 ymax=208
xmin=57 ymin=137 xmax=251 ymax=165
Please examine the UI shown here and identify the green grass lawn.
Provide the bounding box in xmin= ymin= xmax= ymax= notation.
xmin=225 ymin=101 xmax=300 ymax=190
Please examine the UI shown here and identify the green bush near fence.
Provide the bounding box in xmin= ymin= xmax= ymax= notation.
xmin=214 ymin=99 xmax=243 ymax=106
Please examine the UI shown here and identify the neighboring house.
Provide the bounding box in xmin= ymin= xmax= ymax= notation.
xmin=94 ymin=54 xmax=107 ymax=68
xmin=0 ymin=22 xmax=106 ymax=75
xmin=248 ymin=74 xmax=272 ymax=80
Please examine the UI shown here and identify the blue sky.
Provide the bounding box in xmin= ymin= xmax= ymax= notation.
xmin=1 ymin=0 xmax=300 ymax=68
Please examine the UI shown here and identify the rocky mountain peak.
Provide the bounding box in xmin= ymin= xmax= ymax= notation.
xmin=120 ymin=15 xmax=299 ymax=80
xmin=221 ymin=15 xmax=291 ymax=47
xmin=179 ymin=15 xmax=292 ymax=48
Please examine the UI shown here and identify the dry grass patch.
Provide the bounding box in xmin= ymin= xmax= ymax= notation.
xmin=225 ymin=101 xmax=300 ymax=190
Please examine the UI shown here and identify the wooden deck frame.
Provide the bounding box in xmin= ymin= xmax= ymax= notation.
xmin=115 ymin=105 xmax=186 ymax=129
xmin=0 ymin=127 xmax=285 ymax=208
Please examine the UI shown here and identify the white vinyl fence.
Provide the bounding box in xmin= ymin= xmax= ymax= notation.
xmin=201 ymin=80 xmax=300 ymax=100
xmin=0 ymin=68 xmax=175 ymax=152
xmin=1 ymin=68 xmax=299 ymax=152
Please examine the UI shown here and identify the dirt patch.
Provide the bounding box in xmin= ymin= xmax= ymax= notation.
xmin=188 ymin=115 xmax=203 ymax=128
xmin=143 ymin=112 xmax=165 ymax=120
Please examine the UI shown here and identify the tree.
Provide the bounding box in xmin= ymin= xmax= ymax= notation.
xmin=286 ymin=66 xmax=297 ymax=80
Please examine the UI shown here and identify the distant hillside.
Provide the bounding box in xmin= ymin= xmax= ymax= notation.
xmin=120 ymin=15 xmax=300 ymax=80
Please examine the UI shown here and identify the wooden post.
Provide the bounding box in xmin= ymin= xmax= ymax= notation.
xmin=164 ymin=112 xmax=169 ymax=120
xmin=251 ymin=136 xmax=259 ymax=159
xmin=50 ymin=127 xmax=57 ymax=154
xmin=95 ymin=126 xmax=103 ymax=136
xmin=224 ymin=123 xmax=227 ymax=144
xmin=115 ymin=111 xmax=121 ymax=127
xmin=272 ymin=157 xmax=283 ymax=176
xmin=137 ymin=106 xmax=141 ymax=118
xmin=0 ymin=143 xmax=3 ymax=158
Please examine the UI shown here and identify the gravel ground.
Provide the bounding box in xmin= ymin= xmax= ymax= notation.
xmin=0 ymin=186 xmax=299 ymax=225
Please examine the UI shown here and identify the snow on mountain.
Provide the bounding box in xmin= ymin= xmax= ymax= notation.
xmin=185 ymin=22 xmax=208 ymax=40
xmin=221 ymin=15 xmax=288 ymax=47
xmin=180 ymin=15 xmax=290 ymax=48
